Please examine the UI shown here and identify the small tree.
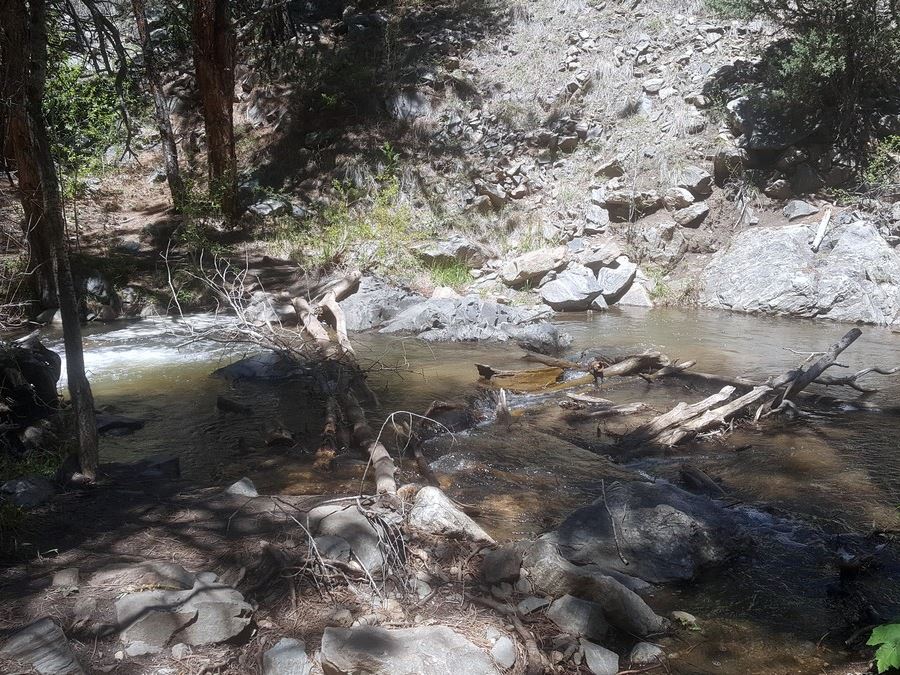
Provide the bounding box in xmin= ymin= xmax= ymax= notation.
xmin=708 ymin=0 xmax=900 ymax=153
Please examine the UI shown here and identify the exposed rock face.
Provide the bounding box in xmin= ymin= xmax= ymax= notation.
xmin=0 ymin=618 xmax=84 ymax=674
xmin=320 ymin=626 xmax=498 ymax=675
xmin=544 ymin=481 xmax=744 ymax=583
xmin=408 ymin=486 xmax=494 ymax=543
xmin=539 ymin=263 xmax=604 ymax=310
xmin=699 ymin=220 xmax=900 ymax=325
xmin=500 ymin=247 xmax=567 ymax=286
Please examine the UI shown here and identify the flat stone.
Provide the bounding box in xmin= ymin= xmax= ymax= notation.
xmin=540 ymin=263 xmax=604 ymax=311
xmin=580 ymin=639 xmax=619 ymax=675
xmin=517 ymin=596 xmax=551 ymax=615
xmin=408 ymin=487 xmax=494 ymax=543
xmin=783 ymin=199 xmax=818 ymax=221
xmin=546 ymin=594 xmax=609 ymax=641
xmin=263 ymin=637 xmax=313 ymax=675
xmin=0 ymin=618 xmax=84 ymax=674
xmin=224 ymin=477 xmax=258 ymax=497
xmin=578 ymin=242 xmax=622 ymax=271
xmin=320 ymin=625 xmax=499 ymax=674
xmin=52 ymin=568 xmax=80 ymax=587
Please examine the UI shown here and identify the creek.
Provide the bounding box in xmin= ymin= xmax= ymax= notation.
xmin=47 ymin=307 xmax=900 ymax=674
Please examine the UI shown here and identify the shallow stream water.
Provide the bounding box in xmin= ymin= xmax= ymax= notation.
xmin=47 ymin=307 xmax=900 ymax=674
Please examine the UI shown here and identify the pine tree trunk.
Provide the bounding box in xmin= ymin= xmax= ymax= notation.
xmin=192 ymin=0 xmax=237 ymax=222
xmin=0 ymin=0 xmax=56 ymax=308
xmin=131 ymin=0 xmax=185 ymax=208
xmin=8 ymin=0 xmax=99 ymax=478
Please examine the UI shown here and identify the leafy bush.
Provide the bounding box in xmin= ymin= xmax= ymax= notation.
xmin=869 ymin=624 xmax=900 ymax=673
xmin=864 ymin=135 xmax=900 ymax=193
xmin=428 ymin=260 xmax=471 ymax=289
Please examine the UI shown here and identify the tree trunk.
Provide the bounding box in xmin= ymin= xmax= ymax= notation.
xmin=131 ymin=0 xmax=185 ymax=208
xmin=0 ymin=0 xmax=56 ymax=308
xmin=9 ymin=0 xmax=99 ymax=478
xmin=191 ymin=0 xmax=237 ymax=222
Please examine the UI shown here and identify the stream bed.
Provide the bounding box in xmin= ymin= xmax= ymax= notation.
xmin=48 ymin=307 xmax=900 ymax=674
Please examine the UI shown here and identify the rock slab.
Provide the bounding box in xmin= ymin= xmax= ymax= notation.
xmin=0 ymin=618 xmax=84 ymax=674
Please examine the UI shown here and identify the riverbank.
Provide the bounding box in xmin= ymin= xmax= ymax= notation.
xmin=2 ymin=307 xmax=898 ymax=673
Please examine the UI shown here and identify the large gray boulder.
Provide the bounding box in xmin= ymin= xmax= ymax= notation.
xmin=630 ymin=221 xmax=687 ymax=271
xmin=414 ymin=235 xmax=492 ymax=268
xmin=596 ymin=257 xmax=637 ymax=302
xmin=500 ymin=247 xmax=567 ymax=287
xmin=263 ymin=638 xmax=313 ymax=675
xmin=408 ymin=487 xmax=494 ymax=543
xmin=539 ymin=264 xmax=604 ymax=311
xmin=320 ymin=626 xmax=498 ymax=675
xmin=0 ymin=618 xmax=84 ymax=674
xmin=338 ymin=276 xmax=423 ymax=331
xmin=307 ymin=503 xmax=386 ymax=573
xmin=699 ymin=220 xmax=900 ymax=325
xmin=546 ymin=595 xmax=608 ymax=641
xmin=544 ymin=480 xmax=744 ymax=583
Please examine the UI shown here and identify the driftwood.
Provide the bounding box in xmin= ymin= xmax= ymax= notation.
xmin=622 ymin=386 xmax=735 ymax=446
xmin=341 ymin=392 xmax=397 ymax=495
xmin=565 ymin=402 xmax=650 ymax=420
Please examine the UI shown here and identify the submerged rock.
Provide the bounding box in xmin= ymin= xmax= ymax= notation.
xmin=320 ymin=625 xmax=498 ymax=674
xmin=544 ymin=480 xmax=744 ymax=583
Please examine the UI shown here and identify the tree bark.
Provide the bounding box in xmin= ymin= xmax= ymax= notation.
xmin=191 ymin=0 xmax=237 ymax=222
xmin=8 ymin=0 xmax=99 ymax=478
xmin=131 ymin=0 xmax=185 ymax=208
xmin=0 ymin=0 xmax=56 ymax=308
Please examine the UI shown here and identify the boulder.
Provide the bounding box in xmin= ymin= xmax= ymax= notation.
xmin=602 ymin=189 xmax=662 ymax=221
xmin=544 ymin=480 xmax=745 ymax=583
xmin=263 ymin=638 xmax=313 ymax=675
xmin=764 ymin=178 xmax=793 ymax=200
xmin=414 ymin=235 xmax=492 ymax=268
xmin=725 ymin=95 xmax=819 ymax=152
xmin=581 ymin=639 xmax=619 ymax=675
xmin=491 ymin=636 xmax=516 ymax=669
xmin=673 ymin=203 xmax=710 ymax=228
xmin=245 ymin=291 xmax=298 ymax=325
xmin=618 ymin=279 xmax=654 ymax=308
xmin=517 ymin=596 xmax=551 ymax=615
xmin=339 ymin=276 xmax=423 ymax=331
xmin=713 ymin=146 xmax=746 ymax=186
xmin=500 ymin=247 xmax=567 ymax=287
xmin=408 ymin=487 xmax=494 ymax=543
xmin=307 ymin=503 xmax=386 ymax=572
xmin=631 ymin=221 xmax=687 ymax=271
xmin=539 ymin=264 xmax=604 ymax=311
xmin=578 ymin=241 xmax=623 ymax=271
xmin=481 ymin=547 xmax=523 ymax=584
xmin=663 ymin=187 xmax=694 ymax=211
xmin=1 ymin=475 xmax=54 ymax=509
xmin=595 ymin=157 xmax=625 ymax=178
xmin=585 ymin=204 xmax=611 ymax=233
xmin=699 ymin=220 xmax=900 ymax=325
xmin=0 ymin=618 xmax=84 ymax=674
xmin=320 ymin=625 xmax=498 ymax=675
xmin=783 ymin=199 xmax=818 ymax=221
xmin=115 ymin=581 xmax=252 ymax=649
xmin=596 ymin=257 xmax=637 ymax=302
xmin=676 ymin=166 xmax=713 ymax=198
xmin=546 ymin=595 xmax=608 ymax=641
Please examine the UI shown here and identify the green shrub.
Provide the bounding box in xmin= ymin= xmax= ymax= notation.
xmin=864 ymin=135 xmax=900 ymax=193
xmin=428 ymin=260 xmax=471 ymax=289
xmin=869 ymin=623 xmax=900 ymax=673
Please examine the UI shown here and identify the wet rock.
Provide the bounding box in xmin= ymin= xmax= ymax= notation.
xmin=482 ymin=547 xmax=523 ymax=584
xmin=596 ymin=257 xmax=637 ymax=302
xmin=1 ymin=475 xmax=54 ymax=509
xmin=671 ymin=610 xmax=699 ymax=629
xmin=245 ymin=292 xmax=297 ymax=325
xmin=213 ymin=351 xmax=306 ymax=380
xmin=263 ymin=637 xmax=313 ymax=675
xmin=540 ymin=263 xmax=604 ymax=311
xmin=224 ymin=477 xmax=258 ymax=497
xmin=676 ymin=166 xmax=713 ymax=198
xmin=339 ymin=276 xmax=423 ymax=331
xmin=699 ymin=220 xmax=900 ymax=325
xmin=0 ymin=618 xmax=84 ymax=674
xmin=408 ymin=486 xmax=494 ymax=543
xmin=630 ymin=641 xmax=665 ymax=665
xmin=673 ymin=202 xmax=710 ymax=228
xmin=414 ymin=235 xmax=492 ymax=268
xmin=320 ymin=625 xmax=498 ymax=674
xmin=500 ymin=247 xmax=567 ymax=287
xmin=491 ymin=635 xmax=516 ymax=669
xmin=545 ymin=480 xmax=745 ymax=583
xmin=506 ymin=322 xmax=573 ymax=355
xmin=217 ymin=396 xmax=254 ymax=415
xmin=546 ymin=594 xmax=609 ymax=641
xmin=307 ymin=503 xmax=385 ymax=572
xmin=95 ymin=413 xmax=145 ymax=436
xmin=581 ymin=639 xmax=619 ymax=675
xmin=783 ymin=199 xmax=818 ymax=221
